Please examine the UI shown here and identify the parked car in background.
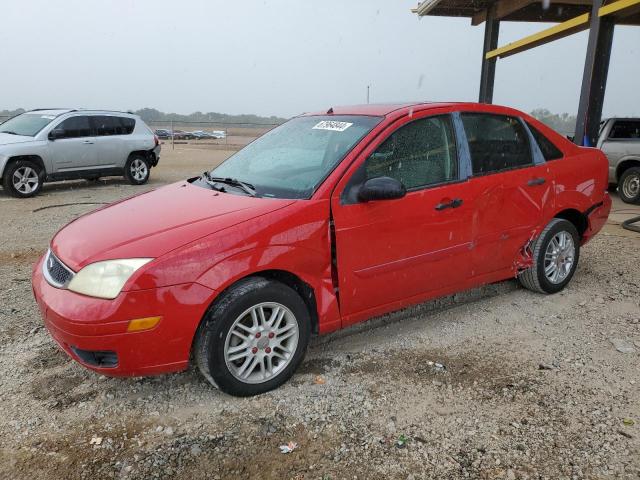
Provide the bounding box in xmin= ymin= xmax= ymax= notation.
xmin=0 ymin=109 xmax=160 ymax=198
xmin=170 ymin=130 xmax=196 ymax=140
xmin=33 ymin=102 xmax=610 ymax=396
xmin=190 ymin=130 xmax=211 ymax=139
xmin=211 ymin=130 xmax=226 ymax=139
xmin=597 ymin=118 xmax=640 ymax=204
xmin=154 ymin=129 xmax=172 ymax=139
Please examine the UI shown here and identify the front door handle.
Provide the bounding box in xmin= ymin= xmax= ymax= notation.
xmin=82 ymin=140 xmax=94 ymax=145
xmin=527 ymin=177 xmax=546 ymax=186
xmin=435 ymin=198 xmax=463 ymax=211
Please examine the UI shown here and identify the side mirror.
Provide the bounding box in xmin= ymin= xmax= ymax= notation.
xmin=358 ymin=176 xmax=406 ymax=202
xmin=48 ymin=129 xmax=65 ymax=141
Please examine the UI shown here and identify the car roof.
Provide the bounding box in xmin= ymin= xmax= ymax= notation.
xmin=303 ymin=102 xmax=519 ymax=117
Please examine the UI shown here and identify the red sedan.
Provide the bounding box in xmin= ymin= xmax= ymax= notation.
xmin=32 ymin=102 xmax=611 ymax=396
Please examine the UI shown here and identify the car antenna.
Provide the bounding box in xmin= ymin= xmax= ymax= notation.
xmin=326 ymin=107 xmax=333 ymax=114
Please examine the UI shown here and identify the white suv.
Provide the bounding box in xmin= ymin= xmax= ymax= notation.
xmin=0 ymin=109 xmax=161 ymax=198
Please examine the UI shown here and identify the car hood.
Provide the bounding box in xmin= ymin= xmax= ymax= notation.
xmin=51 ymin=181 xmax=295 ymax=271
xmin=0 ymin=133 xmax=36 ymax=145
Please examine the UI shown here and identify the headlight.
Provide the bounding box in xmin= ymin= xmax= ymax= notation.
xmin=67 ymin=258 xmax=153 ymax=299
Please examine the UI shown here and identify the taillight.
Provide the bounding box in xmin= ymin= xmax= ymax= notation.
xmin=154 ymin=134 xmax=160 ymax=146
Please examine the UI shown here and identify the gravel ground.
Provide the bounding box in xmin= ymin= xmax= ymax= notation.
xmin=0 ymin=147 xmax=638 ymax=479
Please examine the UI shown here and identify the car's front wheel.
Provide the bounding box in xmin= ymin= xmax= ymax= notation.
xmin=518 ymin=218 xmax=580 ymax=294
xmin=124 ymin=154 xmax=150 ymax=185
xmin=2 ymin=159 xmax=44 ymax=198
xmin=195 ymin=277 xmax=311 ymax=396
xmin=618 ymin=167 xmax=640 ymax=204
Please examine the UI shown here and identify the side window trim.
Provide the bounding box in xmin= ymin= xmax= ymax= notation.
xmin=520 ymin=119 xmax=546 ymax=165
xmin=451 ymin=112 xmax=472 ymax=180
xmin=525 ymin=121 xmax=564 ymax=161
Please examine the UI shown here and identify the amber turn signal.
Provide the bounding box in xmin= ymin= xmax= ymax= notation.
xmin=127 ymin=316 xmax=162 ymax=332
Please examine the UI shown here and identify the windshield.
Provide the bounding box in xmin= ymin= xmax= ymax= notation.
xmin=209 ymin=115 xmax=382 ymax=199
xmin=0 ymin=113 xmax=58 ymax=137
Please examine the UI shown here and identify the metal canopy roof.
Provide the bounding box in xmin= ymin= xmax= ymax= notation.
xmin=413 ymin=0 xmax=640 ymax=25
xmin=411 ymin=0 xmax=639 ymax=148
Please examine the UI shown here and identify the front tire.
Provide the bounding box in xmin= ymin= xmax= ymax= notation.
xmin=518 ymin=219 xmax=580 ymax=294
xmin=124 ymin=154 xmax=150 ymax=185
xmin=618 ymin=167 xmax=640 ymax=204
xmin=2 ymin=159 xmax=44 ymax=198
xmin=195 ymin=277 xmax=311 ymax=397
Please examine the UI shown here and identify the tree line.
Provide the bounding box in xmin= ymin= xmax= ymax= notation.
xmin=0 ymin=108 xmax=286 ymax=126
xmin=1 ymin=107 xmax=577 ymax=132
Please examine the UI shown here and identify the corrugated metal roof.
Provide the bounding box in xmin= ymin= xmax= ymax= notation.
xmin=413 ymin=1 xmax=640 ymax=25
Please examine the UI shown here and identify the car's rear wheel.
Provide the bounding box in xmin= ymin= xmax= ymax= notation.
xmin=518 ymin=218 xmax=580 ymax=294
xmin=124 ymin=154 xmax=150 ymax=185
xmin=2 ymin=159 xmax=44 ymax=198
xmin=195 ymin=277 xmax=310 ymax=397
xmin=618 ymin=167 xmax=640 ymax=204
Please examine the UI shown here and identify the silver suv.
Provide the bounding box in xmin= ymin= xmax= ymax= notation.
xmin=597 ymin=118 xmax=640 ymax=204
xmin=0 ymin=109 xmax=161 ymax=198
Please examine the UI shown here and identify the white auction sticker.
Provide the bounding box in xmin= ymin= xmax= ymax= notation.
xmin=313 ymin=120 xmax=353 ymax=132
xmin=41 ymin=115 xmax=55 ymax=119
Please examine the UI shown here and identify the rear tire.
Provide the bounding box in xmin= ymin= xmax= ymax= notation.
xmin=618 ymin=167 xmax=640 ymax=204
xmin=194 ymin=277 xmax=311 ymax=397
xmin=518 ymin=219 xmax=580 ymax=294
xmin=124 ymin=154 xmax=150 ymax=185
xmin=2 ymin=159 xmax=44 ymax=198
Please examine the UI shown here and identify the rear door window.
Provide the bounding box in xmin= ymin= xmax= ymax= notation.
xmin=365 ymin=115 xmax=458 ymax=189
xmin=461 ymin=113 xmax=533 ymax=175
xmin=92 ymin=116 xmax=125 ymax=136
xmin=609 ymin=120 xmax=640 ymax=140
xmin=55 ymin=116 xmax=92 ymax=139
xmin=527 ymin=122 xmax=563 ymax=161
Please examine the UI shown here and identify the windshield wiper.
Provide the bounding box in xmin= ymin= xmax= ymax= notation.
xmin=0 ymin=131 xmax=19 ymax=135
xmin=201 ymin=172 xmax=257 ymax=197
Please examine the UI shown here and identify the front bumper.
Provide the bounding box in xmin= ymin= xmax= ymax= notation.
xmin=32 ymin=254 xmax=215 ymax=377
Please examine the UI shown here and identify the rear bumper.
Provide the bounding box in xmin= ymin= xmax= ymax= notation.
xmin=582 ymin=193 xmax=612 ymax=244
xmin=151 ymin=145 xmax=161 ymax=166
xmin=32 ymin=255 xmax=215 ymax=377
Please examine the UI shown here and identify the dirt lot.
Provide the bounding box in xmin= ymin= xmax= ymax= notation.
xmin=0 ymin=145 xmax=639 ymax=479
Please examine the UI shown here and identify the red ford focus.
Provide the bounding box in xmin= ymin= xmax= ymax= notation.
xmin=32 ymin=102 xmax=611 ymax=396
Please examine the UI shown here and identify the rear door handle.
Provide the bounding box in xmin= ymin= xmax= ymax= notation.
xmin=435 ymin=198 xmax=463 ymax=211
xmin=82 ymin=140 xmax=94 ymax=145
xmin=527 ymin=177 xmax=546 ymax=186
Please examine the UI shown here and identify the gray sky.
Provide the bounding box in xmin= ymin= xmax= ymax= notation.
xmin=1 ymin=0 xmax=638 ymax=118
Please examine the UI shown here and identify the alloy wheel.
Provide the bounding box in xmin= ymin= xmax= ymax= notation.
xmin=543 ymin=231 xmax=575 ymax=284
xmin=224 ymin=302 xmax=299 ymax=384
xmin=12 ymin=166 xmax=39 ymax=194
xmin=130 ymin=159 xmax=148 ymax=182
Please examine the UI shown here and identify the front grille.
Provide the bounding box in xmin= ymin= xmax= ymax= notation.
xmin=43 ymin=249 xmax=75 ymax=288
